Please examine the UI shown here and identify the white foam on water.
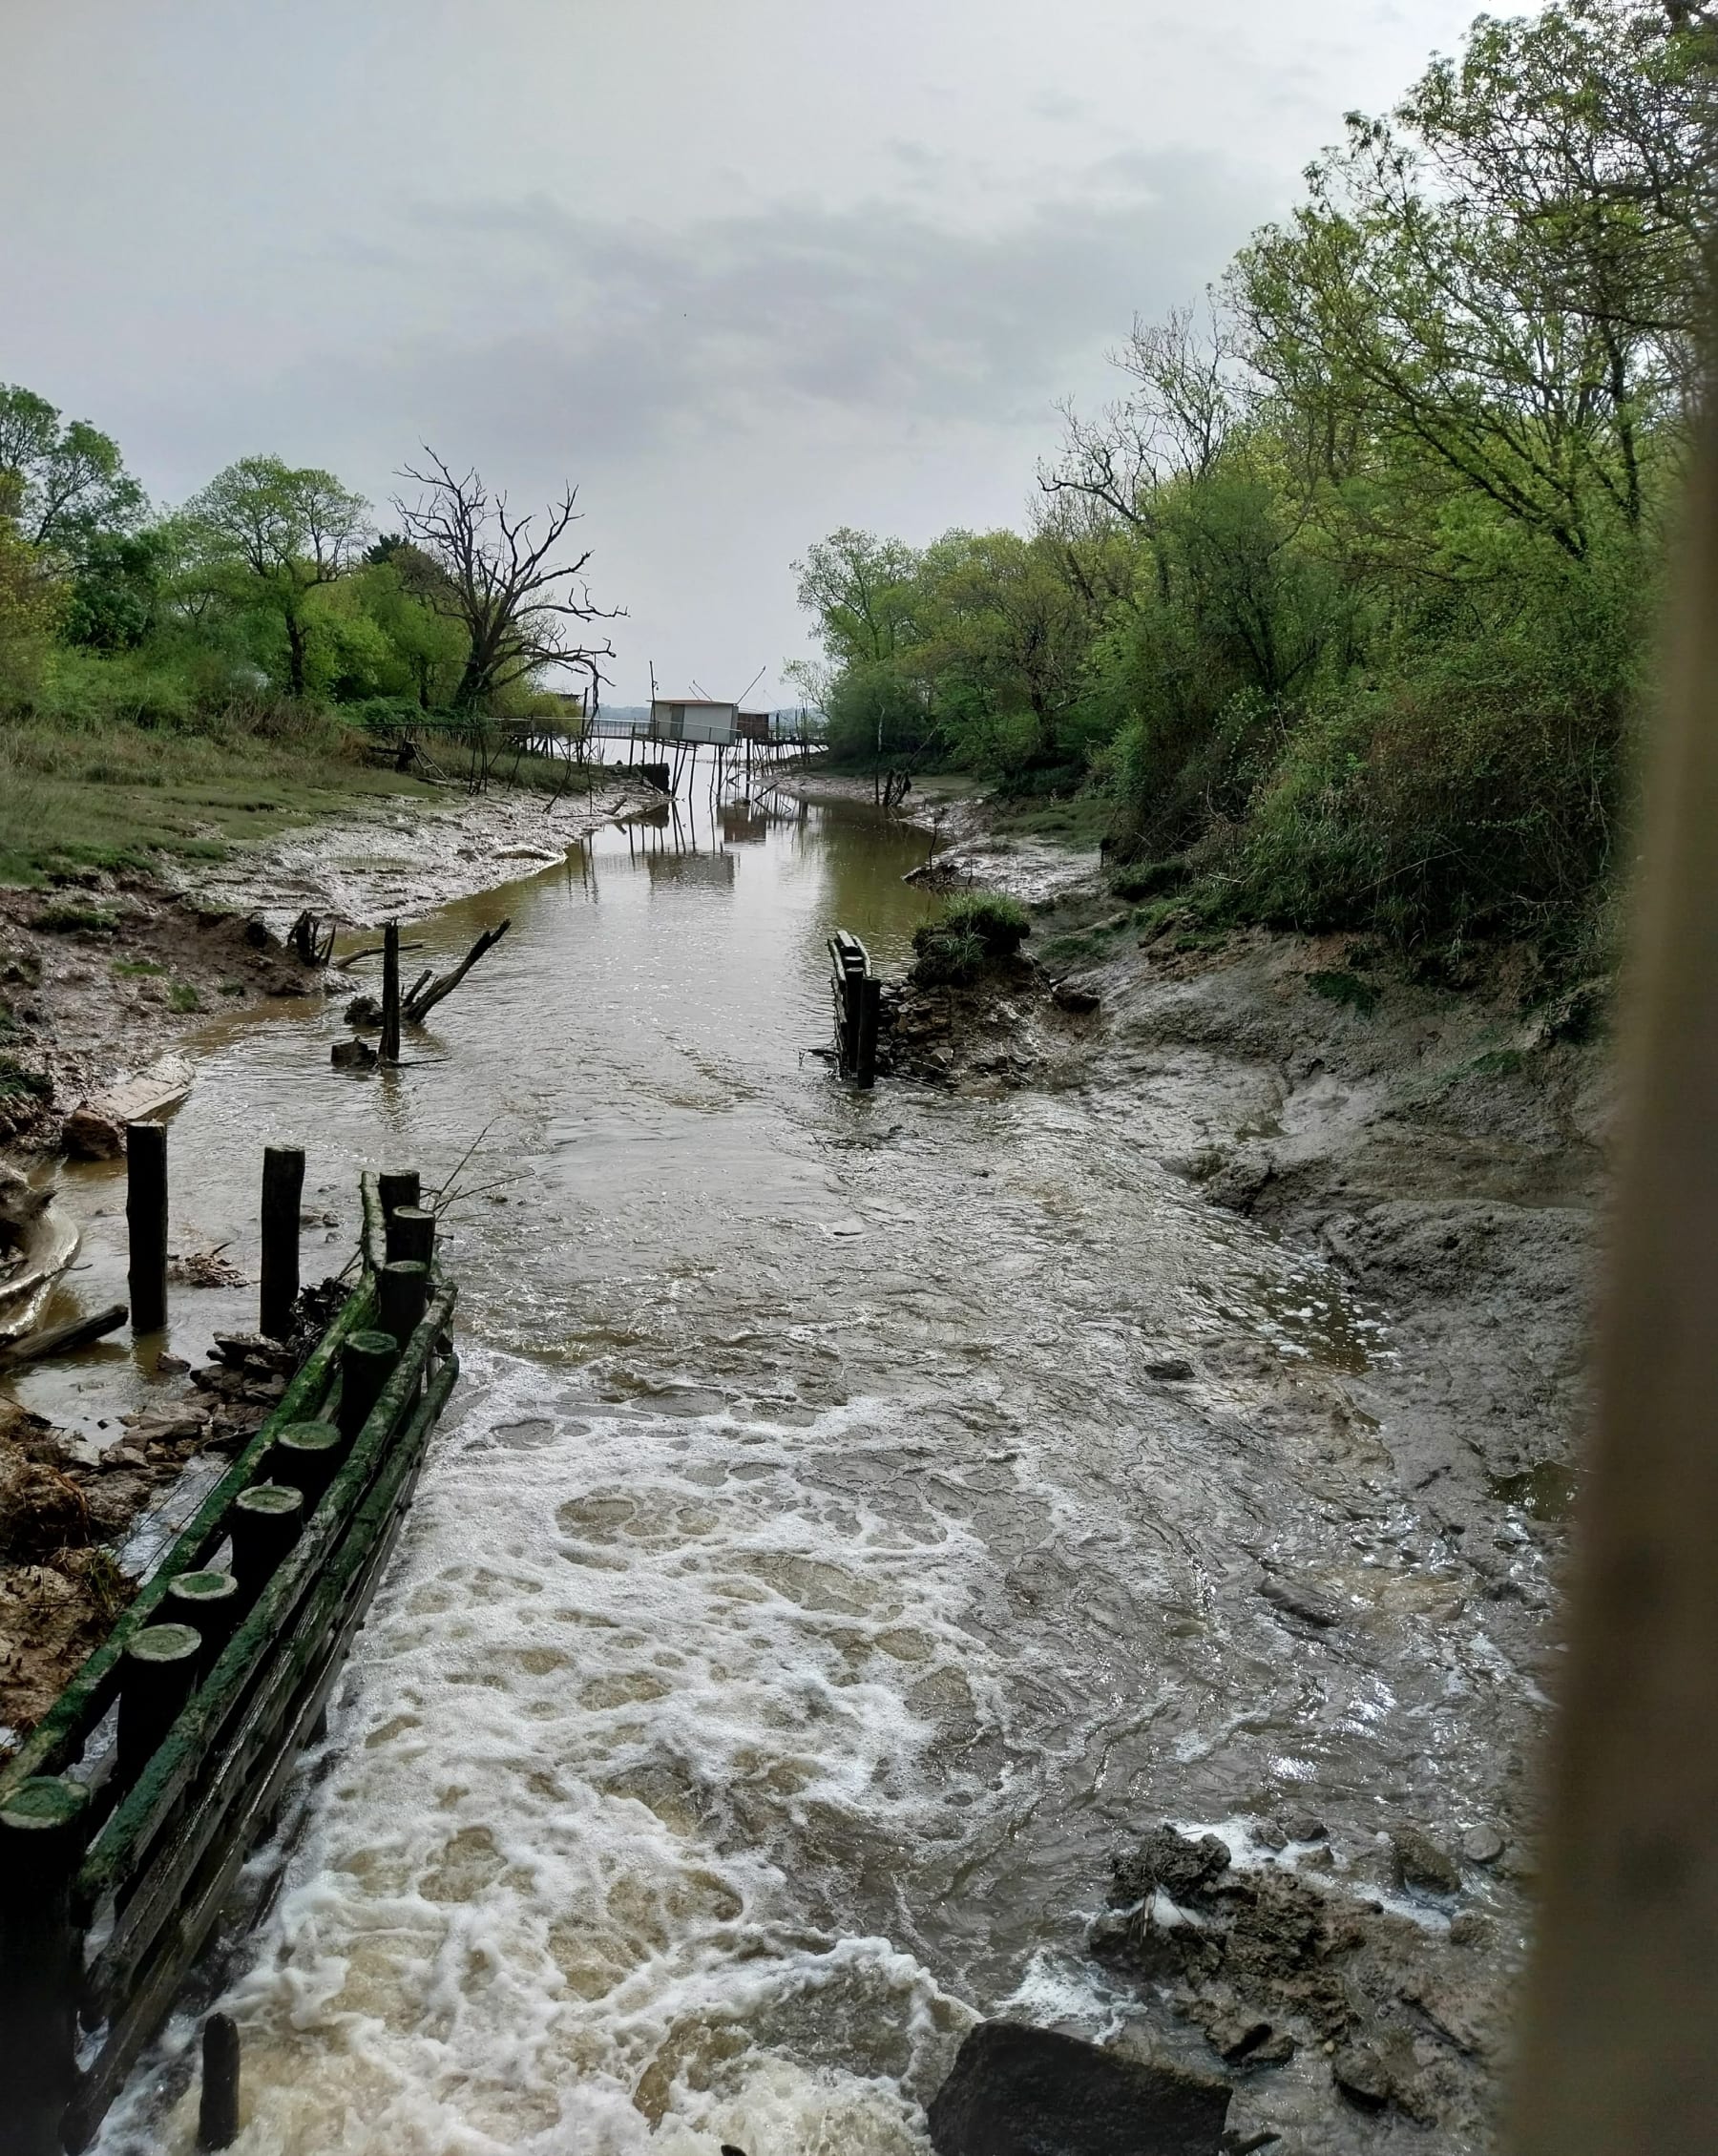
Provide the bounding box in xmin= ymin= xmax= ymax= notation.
xmin=99 ymin=1350 xmax=992 ymax=2154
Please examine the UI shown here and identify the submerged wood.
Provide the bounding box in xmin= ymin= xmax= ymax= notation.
xmin=0 ymin=1299 xmax=124 ymax=1371
xmin=401 ymin=918 xmax=512 ymax=1023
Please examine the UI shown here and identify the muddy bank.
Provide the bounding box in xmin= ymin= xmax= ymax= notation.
xmin=871 ymin=831 xmax=1603 ymax=2146
xmin=0 ymin=775 xmax=652 ymax=1748
xmin=0 ymin=776 xmax=655 ymax=1155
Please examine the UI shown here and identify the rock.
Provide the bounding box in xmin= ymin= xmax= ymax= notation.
xmin=212 ymin=1331 xmax=269 ymax=1366
xmin=1460 ymin=1824 xmax=1505 ymax=1865
xmin=1331 ymin=2044 xmax=1392 ymax=2111
xmin=1115 ymin=1825 xmax=1232 ymax=1907
xmin=156 ymin=1352 xmax=190 ymax=1375
xmin=1252 ymin=1820 xmax=1288 ymax=1852
xmin=242 ymin=915 xmax=273 ymax=949
xmin=1392 ymin=1826 xmax=1461 ymax=1897
xmin=1448 ymin=1911 xmax=1494 ymax=1948
xmin=331 ymin=1036 xmax=378 ymax=1069
xmin=265 ymin=972 xmax=304 ymax=997
xmin=1053 ymin=979 xmax=1102 ymax=1015
xmin=1145 ymin=1356 xmax=1195 ymax=1381
xmin=927 ymin=2022 xmax=1231 ymax=2156
xmin=1286 ymin=1815 xmax=1327 ymax=1844
xmin=61 ymin=1104 xmax=124 ymax=1160
xmin=1258 ymin=1573 xmax=1342 ymax=1629
xmin=344 ymin=994 xmax=382 ymax=1028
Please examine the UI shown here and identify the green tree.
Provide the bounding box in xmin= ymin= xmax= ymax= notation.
xmin=182 ymin=456 xmax=369 ymax=698
xmin=0 ymin=385 xmax=144 ymax=554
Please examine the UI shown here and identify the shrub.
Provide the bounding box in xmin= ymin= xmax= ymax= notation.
xmin=911 ymin=892 xmax=1032 ymax=985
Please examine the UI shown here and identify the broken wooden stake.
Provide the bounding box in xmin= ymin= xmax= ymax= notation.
xmin=259 ymin=1145 xmax=304 ymax=1342
xmin=401 ymin=920 xmax=512 ymax=1025
xmin=126 ymin=1122 xmax=169 ymax=1335
xmin=379 ymin=923 xmax=401 ymax=1065
xmin=198 ymin=2013 xmax=241 ymax=2150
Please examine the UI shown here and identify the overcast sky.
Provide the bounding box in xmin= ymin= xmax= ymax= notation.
xmin=6 ymin=1 xmax=1517 ymax=706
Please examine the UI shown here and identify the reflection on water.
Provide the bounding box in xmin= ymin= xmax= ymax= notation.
xmin=63 ymin=789 xmax=1533 ymax=2154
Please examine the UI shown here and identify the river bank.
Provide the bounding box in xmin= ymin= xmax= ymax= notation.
xmin=0 ymin=773 xmax=656 ymax=1746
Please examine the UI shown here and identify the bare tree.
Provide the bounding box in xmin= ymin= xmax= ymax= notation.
xmin=1039 ymin=299 xmax=1249 ymax=531
xmin=393 ymin=450 xmax=621 ymax=712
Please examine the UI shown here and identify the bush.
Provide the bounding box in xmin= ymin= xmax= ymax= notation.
xmin=911 ymin=892 xmax=1032 ymax=985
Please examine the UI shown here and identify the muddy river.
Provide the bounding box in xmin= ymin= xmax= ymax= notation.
xmin=18 ymin=787 xmax=1537 ymax=2152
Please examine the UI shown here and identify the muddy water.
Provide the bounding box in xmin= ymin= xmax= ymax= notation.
xmin=50 ymin=791 xmax=1535 ymax=2153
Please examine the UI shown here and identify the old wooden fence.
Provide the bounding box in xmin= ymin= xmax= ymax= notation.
xmin=0 ymin=1165 xmax=459 ymax=2156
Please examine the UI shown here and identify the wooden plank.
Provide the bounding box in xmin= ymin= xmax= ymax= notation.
xmin=0 ymin=1284 xmax=376 ymax=1801
xmin=0 ymin=1303 xmax=126 ymax=1373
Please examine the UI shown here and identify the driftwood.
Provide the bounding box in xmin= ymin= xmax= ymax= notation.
xmin=286 ymin=911 xmax=336 ymax=967
xmin=334 ymin=940 xmax=425 ymax=973
xmin=0 ymin=1301 xmax=127 ymax=1371
xmin=401 ymin=920 xmax=512 ymax=1024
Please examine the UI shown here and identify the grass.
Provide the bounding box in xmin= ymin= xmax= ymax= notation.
xmin=990 ymin=791 xmax=1113 ymax=848
xmin=33 ymin=900 xmax=119 ymax=934
xmin=911 ymin=891 xmax=1033 ymax=986
xmin=166 ymin=980 xmax=200 ymax=1013
xmin=1307 ymin=969 xmax=1381 ymax=1016
xmin=0 ymin=1054 xmax=49 ymax=1103
xmin=0 ymin=707 xmax=452 ymax=888
xmin=112 ymin=957 xmax=167 ymax=977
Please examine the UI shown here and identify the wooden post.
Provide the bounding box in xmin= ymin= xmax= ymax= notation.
xmin=379 ymin=921 xmax=401 ymax=1065
xmin=337 ymin=1329 xmax=400 ymax=1441
xmin=259 ymin=1145 xmax=304 ymax=1342
xmin=166 ymin=1570 xmax=241 ymax=1671
xmin=854 ymin=975 xmax=881 ymax=1091
xmin=378 ymin=1260 xmax=430 ymax=1349
xmin=0 ymin=1775 xmax=90 ymax=2156
xmin=377 ymin=1168 xmax=420 ymax=1220
xmin=126 ymin=1120 xmax=168 ymax=1335
xmin=385 ymin=1206 xmax=435 ymax=1269
xmin=271 ymin=1421 xmax=345 ymax=1506
xmin=229 ymin=1485 xmax=304 ymax=1603
xmin=117 ymin=1622 xmax=203 ymax=1781
xmin=198 ymin=2013 xmax=241 ymax=2150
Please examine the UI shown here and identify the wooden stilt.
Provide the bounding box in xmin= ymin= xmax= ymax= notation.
xmin=259 ymin=1145 xmax=304 ymax=1341
xmin=126 ymin=1121 xmax=169 ymax=1336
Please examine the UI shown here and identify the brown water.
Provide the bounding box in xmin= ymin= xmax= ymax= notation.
xmin=43 ymin=791 xmax=1539 ymax=2154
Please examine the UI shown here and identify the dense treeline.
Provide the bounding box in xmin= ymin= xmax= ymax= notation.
xmin=795 ymin=0 xmax=1713 ymax=952
xmin=0 ymin=400 xmax=613 ymax=752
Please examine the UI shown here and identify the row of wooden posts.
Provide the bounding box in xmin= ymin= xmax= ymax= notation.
xmin=0 ymin=1157 xmax=459 ymax=2156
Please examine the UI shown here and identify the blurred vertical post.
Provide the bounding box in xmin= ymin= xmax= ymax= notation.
xmin=379 ymin=920 xmax=401 ymax=1065
xmin=126 ymin=1120 xmax=168 ymax=1334
xmin=259 ymin=1143 xmax=304 ymax=1340
xmin=1510 ymin=387 xmax=1718 ymax=2146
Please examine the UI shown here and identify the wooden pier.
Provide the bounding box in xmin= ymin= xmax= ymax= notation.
xmin=0 ymin=1162 xmax=459 ymax=2156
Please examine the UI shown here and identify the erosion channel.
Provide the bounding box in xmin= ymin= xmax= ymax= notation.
xmin=21 ymin=789 xmax=1549 ymax=2155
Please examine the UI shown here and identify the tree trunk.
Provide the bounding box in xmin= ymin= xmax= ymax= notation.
xmin=284 ymin=613 xmax=307 ymax=700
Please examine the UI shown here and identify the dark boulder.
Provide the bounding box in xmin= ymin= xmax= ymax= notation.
xmin=1114 ymin=1825 xmax=1233 ymax=1907
xmin=927 ymin=2021 xmax=1232 ymax=2156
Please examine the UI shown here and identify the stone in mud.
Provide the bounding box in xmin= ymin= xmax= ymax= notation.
xmin=1145 ymin=1356 xmax=1195 ymax=1380
xmin=1392 ymin=1826 xmax=1461 ymax=1896
xmin=1258 ymin=1572 xmax=1342 ymax=1629
xmin=1461 ymin=1823 xmax=1506 ymax=1865
xmin=1286 ymin=1815 xmax=1327 ymax=1844
xmin=61 ymin=1103 xmax=124 ymax=1160
xmin=927 ymin=2021 xmax=1232 ymax=2156
xmin=1052 ymin=978 xmax=1102 ymax=1015
xmin=1114 ymin=1825 xmax=1233 ymax=1907
xmin=1331 ymin=2043 xmax=1393 ymax=2111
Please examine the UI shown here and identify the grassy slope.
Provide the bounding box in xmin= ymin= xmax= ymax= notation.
xmin=0 ymin=715 xmax=599 ymax=887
